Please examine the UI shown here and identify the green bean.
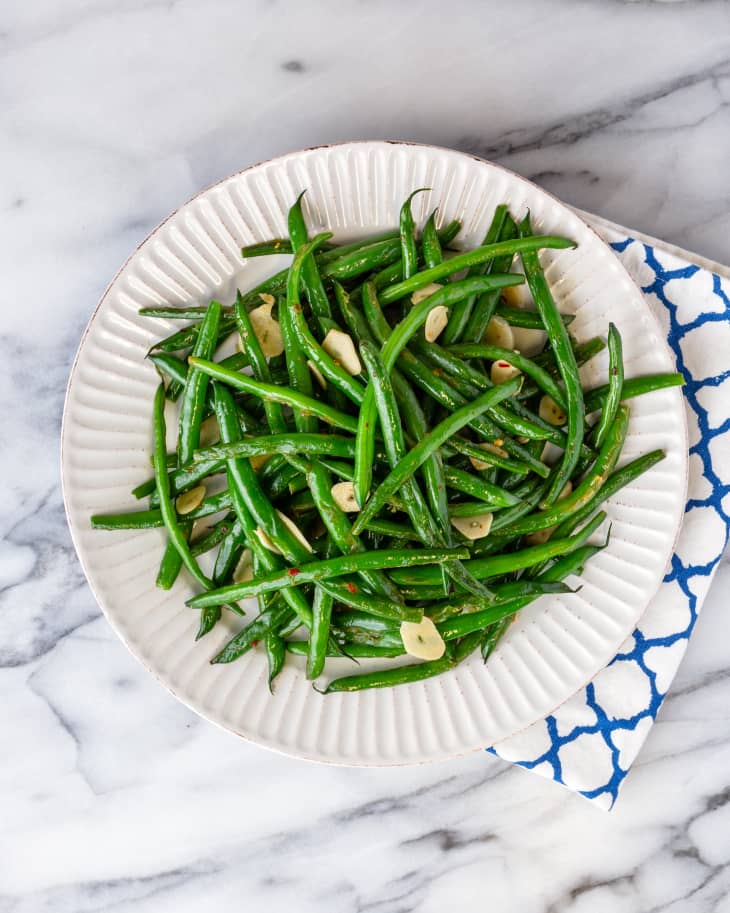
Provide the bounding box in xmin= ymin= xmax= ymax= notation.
xmin=187 ymin=547 xmax=467 ymax=608
xmin=393 ymin=348 xmax=549 ymax=475
xmin=421 ymin=209 xmax=443 ymax=269
xmin=443 ymin=465 xmax=522 ymax=508
xmin=552 ymin=448 xmax=665 ymax=540
xmin=264 ymin=631 xmax=286 ymax=691
xmin=592 ymin=323 xmax=624 ymax=447
xmin=322 ymin=632 xmax=482 ymax=693
xmin=211 ymin=519 xmax=245 ymax=581
xmin=306 ymin=578 xmax=334 ymax=679
xmin=494 ymin=304 xmax=574 ymax=329
xmin=212 ymin=383 xmax=314 ymax=628
xmin=190 ymin=514 xmax=235 ymax=558
xmin=443 ymin=437 xmax=538 ymax=476
xmin=299 ymin=457 xmax=405 ymax=605
xmin=442 ymin=204 xmax=508 ymax=345
xmin=462 ymin=214 xmax=519 ymax=342
xmin=150 ymin=313 xmax=236 ymax=355
xmin=193 ymin=433 xmax=357 ymax=464
xmin=241 ymin=239 xmax=293 ymax=258
xmin=400 ymin=189 xmax=428 ymax=280
xmin=288 ymin=193 xmax=333 ymax=332
xmin=353 ymin=378 xmax=521 ymax=534
xmin=151 ymin=384 xmax=211 ymax=589
xmin=316 ymin=580 xmax=422 ymax=622
xmin=235 ymin=293 xmax=289 ymax=434
xmin=583 ymin=372 xmax=684 ymax=414
xmin=363 ymin=517 xmax=420 ymax=540
xmin=447 ymin=343 xmax=568 ymax=410
xmin=211 ymin=599 xmax=292 ymax=664
xmin=358 ymin=340 xmax=443 ymax=543
xmin=288 ymin=640 xmax=406 ymax=659
xmin=498 ymin=407 xmax=628 ymax=536
xmin=317 ymin=457 xmax=355 ymax=481
xmin=354 ymin=274 xmax=524 ymax=504
xmin=286 ymin=234 xmax=366 ymax=403
xmin=519 ymin=214 xmax=584 ymax=506
xmin=156 ymin=521 xmax=191 ymax=590
xmin=176 ymin=301 xmax=221 ymax=467
xmin=189 ymin=358 xmax=358 ymax=433
xmin=388 ymin=511 xmax=606 ymax=586
xmin=378 ymin=234 xmax=572 ymax=305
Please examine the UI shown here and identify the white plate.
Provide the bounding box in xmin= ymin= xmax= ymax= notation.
xmin=61 ymin=141 xmax=687 ymax=765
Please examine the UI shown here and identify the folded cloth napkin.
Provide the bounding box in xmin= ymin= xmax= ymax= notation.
xmin=489 ymin=215 xmax=730 ymax=809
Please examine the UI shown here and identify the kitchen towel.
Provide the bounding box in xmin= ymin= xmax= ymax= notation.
xmin=489 ymin=215 xmax=730 ymax=809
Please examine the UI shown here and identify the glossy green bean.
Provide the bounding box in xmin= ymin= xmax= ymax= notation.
xmin=152 ymin=384 xmax=211 ymax=589
xmin=499 ymin=407 xmax=629 ymax=536
xmin=193 ymin=433 xmax=358 ymax=464
xmin=494 ymin=304 xmax=574 ymax=329
xmin=352 ymin=378 xmax=521 ymax=534
xmin=461 ymin=214 xmax=519 ymax=342
xmin=189 ymin=358 xmax=359 ymax=433
xmin=447 ymin=343 xmax=568 ymax=410
xmin=593 ymin=323 xmax=623 ymax=447
xmin=400 ymin=188 xmax=427 ymax=280
xmin=389 ymin=511 xmax=606 ymax=586
xmin=378 ymin=235 xmax=572 ymax=305
xmin=322 ymin=632 xmax=482 ymax=693
xmin=442 ymin=465 xmax=522 ymax=508
xmin=265 ymin=632 xmax=286 ymax=691
xmin=187 ymin=547 xmax=467 ymax=608
xmin=288 ymin=640 xmax=406 ymax=659
xmin=583 ymin=372 xmax=684 ymax=414
xmin=442 ymin=204 xmax=508 ymax=345
xmin=177 ymin=301 xmax=221 ymax=467
xmin=519 ymin=214 xmax=584 ymax=507
xmin=421 ymin=209 xmax=443 ymax=269
xmin=211 ymin=599 xmax=293 ymax=664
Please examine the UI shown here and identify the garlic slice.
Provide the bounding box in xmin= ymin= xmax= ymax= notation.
xmin=400 ymin=616 xmax=446 ymax=661
xmin=424 ymin=305 xmax=449 ymax=343
xmin=331 ymin=481 xmax=359 ymax=513
xmin=411 ymin=282 xmax=443 ymax=306
xmin=322 ymin=329 xmax=361 ymax=376
xmin=539 ymin=395 xmax=567 ymax=426
xmin=307 ymin=359 xmax=328 ymax=390
xmin=232 ymin=548 xmax=254 ymax=583
xmin=484 ymin=315 xmax=515 ymax=350
xmin=451 ymin=512 xmax=493 ymax=540
xmin=490 ymin=360 xmax=522 ymax=385
xmin=525 ymin=528 xmax=554 ymax=546
xmin=248 ymin=296 xmax=284 ymax=358
xmin=198 ymin=415 xmax=220 ymax=447
xmin=468 ymin=441 xmax=508 ymax=471
xmin=254 ymin=510 xmax=313 ymax=555
xmin=249 ymin=454 xmax=271 ymax=473
xmin=176 ymin=485 xmax=206 ymax=515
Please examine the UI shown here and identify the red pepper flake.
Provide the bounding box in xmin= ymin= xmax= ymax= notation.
xmin=288 ymin=567 xmax=301 ymax=577
xmin=251 ymin=640 xmax=259 ymax=647
xmin=345 ymin=582 xmax=358 ymax=594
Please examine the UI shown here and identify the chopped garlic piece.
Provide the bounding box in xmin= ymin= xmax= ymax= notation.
xmin=322 ymin=329 xmax=361 ymax=376
xmin=451 ymin=512 xmax=493 ymax=540
xmin=424 ymin=305 xmax=449 ymax=343
xmin=400 ymin=616 xmax=446 ymax=661
xmin=525 ymin=527 xmax=554 ymax=546
xmin=484 ymin=315 xmax=515 ymax=349
xmin=331 ymin=481 xmax=359 ymax=513
xmin=277 ymin=510 xmax=313 ymax=553
xmin=249 ymin=453 xmax=271 ymax=473
xmin=176 ymin=485 xmax=206 ymax=515
xmin=468 ymin=441 xmax=508 ymax=471
xmin=307 ymin=360 xmax=328 ymax=390
xmin=411 ymin=282 xmax=443 ymax=306
xmin=539 ymin=394 xmax=567 ymax=426
xmin=233 ymin=549 xmax=254 ymax=583
xmin=490 ymin=360 xmax=522 ymax=385
xmin=248 ymin=297 xmax=284 ymax=358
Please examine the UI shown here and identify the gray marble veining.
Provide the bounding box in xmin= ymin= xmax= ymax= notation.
xmin=2 ymin=0 xmax=730 ymax=909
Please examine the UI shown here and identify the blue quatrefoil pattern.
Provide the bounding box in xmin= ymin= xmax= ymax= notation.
xmin=488 ymin=228 xmax=730 ymax=809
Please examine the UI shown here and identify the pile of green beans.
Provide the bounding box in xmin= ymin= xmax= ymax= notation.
xmin=91 ymin=192 xmax=683 ymax=694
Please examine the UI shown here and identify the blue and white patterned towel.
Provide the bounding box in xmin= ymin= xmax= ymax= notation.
xmin=489 ymin=217 xmax=730 ymax=809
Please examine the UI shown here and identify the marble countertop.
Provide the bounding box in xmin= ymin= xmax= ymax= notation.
xmin=4 ymin=1 xmax=730 ymax=909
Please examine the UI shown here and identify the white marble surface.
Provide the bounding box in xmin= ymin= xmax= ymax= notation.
xmin=3 ymin=1 xmax=730 ymax=909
